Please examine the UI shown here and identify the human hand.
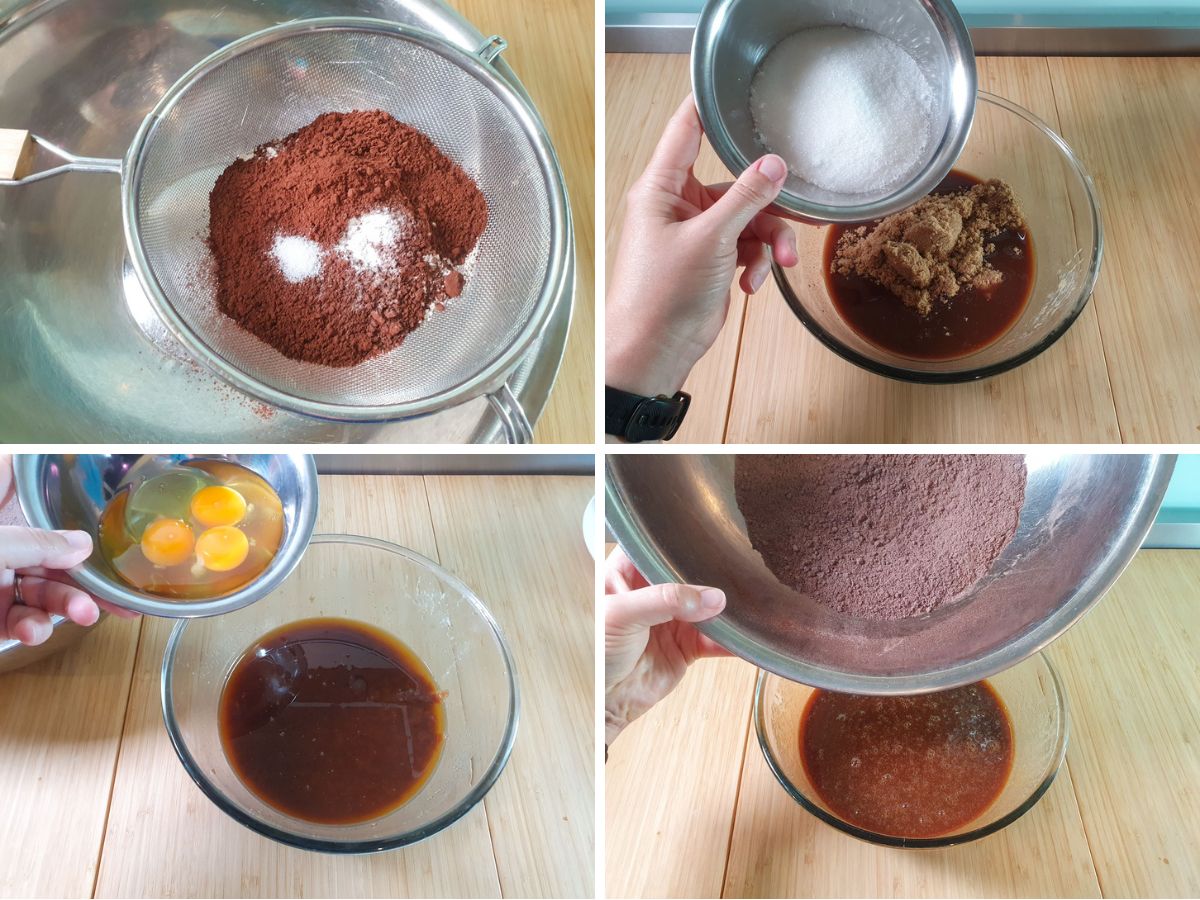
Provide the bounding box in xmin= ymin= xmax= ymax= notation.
xmin=606 ymin=94 xmax=800 ymax=399
xmin=605 ymin=547 xmax=730 ymax=746
xmin=0 ymin=455 xmax=138 ymax=646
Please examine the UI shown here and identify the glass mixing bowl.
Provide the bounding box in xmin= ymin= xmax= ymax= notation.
xmin=776 ymin=92 xmax=1102 ymax=382
xmin=161 ymin=534 xmax=518 ymax=853
xmin=755 ymin=652 xmax=1067 ymax=847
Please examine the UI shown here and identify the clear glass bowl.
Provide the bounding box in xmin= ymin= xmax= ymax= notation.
xmin=161 ymin=534 xmax=519 ymax=853
xmin=776 ymin=92 xmax=1102 ymax=382
xmin=754 ymin=652 xmax=1068 ymax=848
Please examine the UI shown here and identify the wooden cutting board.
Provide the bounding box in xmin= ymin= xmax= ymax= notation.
xmin=0 ymin=474 xmax=595 ymax=899
xmin=606 ymin=549 xmax=1200 ymax=898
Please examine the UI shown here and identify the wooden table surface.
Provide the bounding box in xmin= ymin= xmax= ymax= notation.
xmin=459 ymin=0 xmax=594 ymax=443
xmin=606 ymin=549 xmax=1200 ymax=898
xmin=605 ymin=55 xmax=1200 ymax=444
xmin=0 ymin=474 xmax=595 ymax=899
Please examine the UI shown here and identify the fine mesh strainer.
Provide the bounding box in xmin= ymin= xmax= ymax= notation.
xmin=0 ymin=18 xmax=569 ymax=442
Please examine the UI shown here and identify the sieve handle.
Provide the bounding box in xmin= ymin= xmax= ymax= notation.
xmin=475 ymin=35 xmax=508 ymax=65
xmin=0 ymin=131 xmax=121 ymax=186
xmin=487 ymin=382 xmax=533 ymax=444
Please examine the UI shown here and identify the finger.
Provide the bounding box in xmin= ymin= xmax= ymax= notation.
xmin=97 ymin=599 xmax=141 ymax=619
xmin=6 ymin=604 xmax=52 ymax=646
xmin=0 ymin=455 xmax=12 ymax=509
xmin=0 ymin=527 xmax=92 ymax=571
xmin=695 ymin=634 xmax=734 ymax=659
xmin=739 ymin=243 xmax=772 ymax=294
xmin=605 ymin=546 xmax=649 ymax=594
xmin=642 ymin=95 xmax=704 ymax=192
xmin=607 ymin=582 xmax=727 ymax=634
xmin=15 ymin=576 xmax=100 ymax=626
xmin=703 ymin=155 xmax=789 ymax=241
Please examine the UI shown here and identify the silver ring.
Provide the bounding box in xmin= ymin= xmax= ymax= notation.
xmin=11 ymin=573 xmax=24 ymax=606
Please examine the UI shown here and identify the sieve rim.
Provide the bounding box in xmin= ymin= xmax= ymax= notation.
xmin=121 ymin=17 xmax=570 ymax=422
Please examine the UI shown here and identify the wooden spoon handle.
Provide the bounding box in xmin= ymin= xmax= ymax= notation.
xmin=0 ymin=129 xmax=35 ymax=180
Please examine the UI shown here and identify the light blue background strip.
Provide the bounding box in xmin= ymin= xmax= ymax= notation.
xmin=606 ymin=1 xmax=1200 ymax=28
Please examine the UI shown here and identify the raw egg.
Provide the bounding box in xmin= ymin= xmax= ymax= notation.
xmin=141 ymin=518 xmax=195 ymax=567
xmin=191 ymin=485 xmax=248 ymax=527
xmin=196 ymin=525 xmax=251 ymax=572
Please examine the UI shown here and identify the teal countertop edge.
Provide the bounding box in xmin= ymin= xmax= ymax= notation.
xmin=605 ymin=2 xmax=1200 ymax=29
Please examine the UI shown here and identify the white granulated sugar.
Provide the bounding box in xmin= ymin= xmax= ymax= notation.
xmin=337 ymin=209 xmax=406 ymax=272
xmin=269 ymin=234 xmax=322 ymax=283
xmin=750 ymin=26 xmax=936 ymax=194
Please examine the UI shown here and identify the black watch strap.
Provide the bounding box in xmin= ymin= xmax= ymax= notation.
xmin=605 ymin=386 xmax=691 ymax=442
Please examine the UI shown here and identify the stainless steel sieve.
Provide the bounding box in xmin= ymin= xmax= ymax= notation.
xmin=14 ymin=454 xmax=318 ymax=618
xmin=607 ymin=453 xmax=1175 ymax=694
xmin=692 ymin=0 xmax=977 ymax=222
xmin=0 ymin=18 xmax=570 ymax=443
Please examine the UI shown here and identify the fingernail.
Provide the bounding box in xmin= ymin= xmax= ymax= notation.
xmin=700 ymin=588 xmax=726 ymax=610
xmin=756 ymin=154 xmax=787 ymax=183
xmin=788 ymin=229 xmax=798 ymax=260
xmin=26 ymin=620 xmax=51 ymax=646
xmin=750 ymin=266 xmax=769 ymax=293
xmin=57 ymin=530 xmax=92 ymax=552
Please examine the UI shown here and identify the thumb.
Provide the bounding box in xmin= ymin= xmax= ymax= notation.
xmin=0 ymin=527 xmax=93 ymax=571
xmin=703 ymin=154 xmax=789 ymax=242
xmin=606 ymin=582 xmax=727 ymax=635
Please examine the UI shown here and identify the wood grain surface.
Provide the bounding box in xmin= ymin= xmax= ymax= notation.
xmin=604 ymin=54 xmax=1200 ymax=444
xmin=605 ymin=550 xmax=1200 ymax=898
xmin=0 ymin=474 xmax=594 ymax=899
xmin=460 ymin=0 xmax=594 ymax=443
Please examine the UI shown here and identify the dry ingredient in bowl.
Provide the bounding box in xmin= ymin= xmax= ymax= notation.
xmin=832 ymin=177 xmax=1029 ymax=315
xmin=208 ymin=110 xmax=488 ymax=367
xmin=750 ymin=26 xmax=936 ymax=195
xmin=734 ymin=455 xmax=1027 ymax=620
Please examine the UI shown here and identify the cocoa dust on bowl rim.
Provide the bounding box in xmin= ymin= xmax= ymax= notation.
xmin=161 ymin=534 xmax=520 ymax=853
xmin=775 ymin=92 xmax=1103 ymax=384
xmin=1 ymin=17 xmax=570 ymax=437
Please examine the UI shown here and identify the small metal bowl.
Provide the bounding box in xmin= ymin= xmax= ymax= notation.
xmin=14 ymin=454 xmax=318 ymax=618
xmin=692 ymin=0 xmax=976 ymax=222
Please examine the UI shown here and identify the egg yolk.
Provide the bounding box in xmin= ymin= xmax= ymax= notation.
xmin=191 ymin=485 xmax=248 ymax=527
xmin=141 ymin=518 xmax=195 ymax=567
xmin=195 ymin=526 xmax=250 ymax=572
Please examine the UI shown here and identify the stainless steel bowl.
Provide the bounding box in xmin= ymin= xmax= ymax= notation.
xmin=607 ymin=453 xmax=1174 ymax=693
xmin=692 ymin=0 xmax=976 ymax=222
xmin=14 ymin=454 xmax=318 ymax=618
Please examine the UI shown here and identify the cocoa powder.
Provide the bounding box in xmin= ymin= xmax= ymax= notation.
xmin=207 ymin=110 xmax=487 ymax=367
xmin=734 ymin=455 xmax=1026 ymax=620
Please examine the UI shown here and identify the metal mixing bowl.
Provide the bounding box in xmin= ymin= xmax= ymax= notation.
xmin=607 ymin=453 xmax=1174 ymax=693
xmin=692 ymin=0 xmax=976 ymax=222
xmin=14 ymin=454 xmax=318 ymax=617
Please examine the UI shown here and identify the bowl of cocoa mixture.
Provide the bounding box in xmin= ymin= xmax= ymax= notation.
xmin=606 ymin=453 xmax=1174 ymax=694
xmin=775 ymin=92 xmax=1103 ymax=382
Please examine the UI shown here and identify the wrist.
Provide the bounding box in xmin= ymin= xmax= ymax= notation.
xmin=605 ymin=334 xmax=697 ymax=398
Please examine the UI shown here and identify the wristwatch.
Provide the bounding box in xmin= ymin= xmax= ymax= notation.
xmin=604 ymin=385 xmax=691 ymax=442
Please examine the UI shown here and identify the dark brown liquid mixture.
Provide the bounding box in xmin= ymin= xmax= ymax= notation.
xmin=800 ymin=683 xmax=1013 ymax=839
xmin=824 ymin=171 xmax=1035 ymax=361
xmin=219 ymin=617 xmax=445 ymax=825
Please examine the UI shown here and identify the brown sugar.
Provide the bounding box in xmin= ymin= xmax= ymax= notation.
xmin=831 ymin=178 xmax=1027 ymax=315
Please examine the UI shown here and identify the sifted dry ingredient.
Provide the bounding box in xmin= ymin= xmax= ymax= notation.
xmin=832 ymin=178 xmax=1028 ymax=315
xmin=208 ymin=110 xmax=488 ymax=367
xmin=734 ymin=455 xmax=1027 ymax=620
